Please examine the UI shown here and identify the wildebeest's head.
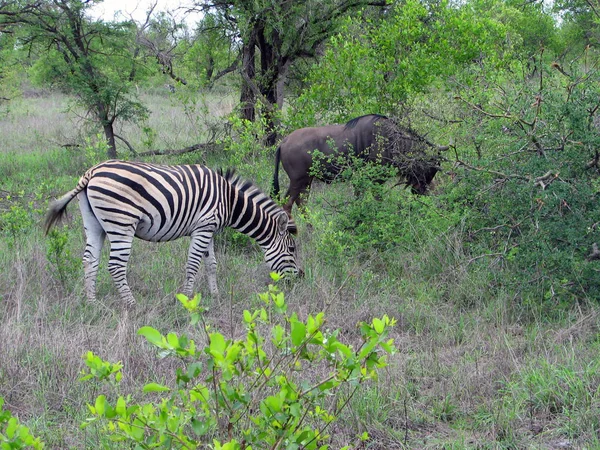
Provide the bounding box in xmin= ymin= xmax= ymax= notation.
xmin=378 ymin=119 xmax=443 ymax=195
xmin=404 ymin=161 xmax=440 ymax=194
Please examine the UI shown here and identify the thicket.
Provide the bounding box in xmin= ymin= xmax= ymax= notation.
xmin=287 ymin=0 xmax=600 ymax=310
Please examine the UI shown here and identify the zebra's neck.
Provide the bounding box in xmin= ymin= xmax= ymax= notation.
xmin=227 ymin=181 xmax=280 ymax=245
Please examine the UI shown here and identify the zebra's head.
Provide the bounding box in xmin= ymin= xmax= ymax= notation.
xmin=264 ymin=211 xmax=302 ymax=277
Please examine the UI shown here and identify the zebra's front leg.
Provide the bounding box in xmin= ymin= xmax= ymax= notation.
xmin=182 ymin=231 xmax=213 ymax=298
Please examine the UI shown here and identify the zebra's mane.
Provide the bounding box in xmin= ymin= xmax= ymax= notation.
xmin=344 ymin=113 xmax=388 ymax=130
xmin=219 ymin=168 xmax=280 ymax=209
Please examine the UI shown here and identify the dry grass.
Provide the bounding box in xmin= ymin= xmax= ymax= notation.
xmin=0 ymin=92 xmax=84 ymax=154
xmin=1 ymin=91 xmax=600 ymax=449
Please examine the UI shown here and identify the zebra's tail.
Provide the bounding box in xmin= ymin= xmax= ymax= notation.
xmin=44 ymin=171 xmax=92 ymax=235
xmin=272 ymin=146 xmax=282 ymax=201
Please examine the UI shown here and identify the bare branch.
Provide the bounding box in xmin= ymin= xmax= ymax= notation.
xmin=453 ymin=159 xmax=529 ymax=181
xmin=533 ymin=170 xmax=559 ymax=190
xmin=209 ymin=56 xmax=240 ymax=84
xmin=240 ymin=70 xmax=275 ymax=113
xmin=586 ymin=150 xmax=600 ymax=170
xmin=114 ymin=133 xmax=137 ymax=156
xmin=137 ymin=142 xmax=219 ymax=157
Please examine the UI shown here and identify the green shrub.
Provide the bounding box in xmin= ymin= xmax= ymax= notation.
xmin=219 ymin=113 xmax=279 ymax=183
xmin=0 ymin=204 xmax=34 ymax=241
xmin=0 ymin=397 xmax=44 ymax=449
xmin=310 ymin=157 xmax=460 ymax=262
xmin=81 ymin=275 xmax=396 ymax=449
xmin=46 ymin=225 xmax=79 ymax=289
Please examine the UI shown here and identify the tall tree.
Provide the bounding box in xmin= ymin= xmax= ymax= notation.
xmin=0 ymin=0 xmax=148 ymax=158
xmin=190 ymin=0 xmax=386 ymax=144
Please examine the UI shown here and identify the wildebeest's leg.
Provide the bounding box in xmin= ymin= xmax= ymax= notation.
xmin=204 ymin=238 xmax=219 ymax=296
xmin=106 ymin=227 xmax=137 ymax=307
xmin=182 ymin=230 xmax=213 ymax=298
xmin=284 ymin=175 xmax=313 ymax=218
xmin=78 ymin=192 xmax=105 ymax=303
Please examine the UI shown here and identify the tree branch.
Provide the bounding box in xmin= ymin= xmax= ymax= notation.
xmin=113 ymin=133 xmax=137 ymax=156
xmin=137 ymin=142 xmax=219 ymax=157
xmin=533 ymin=170 xmax=559 ymax=190
xmin=240 ymin=70 xmax=275 ymax=113
xmin=453 ymin=159 xmax=529 ymax=181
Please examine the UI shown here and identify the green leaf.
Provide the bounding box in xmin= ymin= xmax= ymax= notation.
xmin=333 ymin=341 xmax=353 ymax=358
xmin=143 ymin=383 xmax=171 ymax=393
xmin=95 ymin=395 xmax=106 ymax=416
xmin=274 ymin=292 xmax=285 ymax=308
xmin=209 ymin=332 xmax=226 ymax=355
xmin=138 ymin=326 xmax=163 ymax=346
xmin=191 ymin=417 xmax=209 ymax=436
xmin=373 ymin=318 xmax=385 ymax=334
xmin=291 ymin=320 xmax=306 ymax=347
xmin=270 ymin=272 xmax=282 ymax=282
xmin=115 ymin=396 xmax=126 ymax=416
xmin=167 ymin=332 xmax=180 ymax=349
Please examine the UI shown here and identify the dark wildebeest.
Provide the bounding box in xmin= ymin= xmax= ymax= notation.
xmin=272 ymin=114 xmax=443 ymax=217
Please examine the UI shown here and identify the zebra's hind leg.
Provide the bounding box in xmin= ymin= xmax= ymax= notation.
xmin=78 ymin=192 xmax=106 ymax=303
xmin=106 ymin=228 xmax=137 ymax=307
xmin=204 ymin=238 xmax=219 ymax=296
xmin=181 ymin=231 xmax=214 ymax=298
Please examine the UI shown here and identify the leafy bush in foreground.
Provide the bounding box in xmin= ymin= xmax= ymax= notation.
xmin=81 ymin=275 xmax=396 ymax=449
xmin=0 ymin=397 xmax=44 ymax=449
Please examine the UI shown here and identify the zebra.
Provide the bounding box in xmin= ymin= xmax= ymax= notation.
xmin=44 ymin=160 xmax=301 ymax=307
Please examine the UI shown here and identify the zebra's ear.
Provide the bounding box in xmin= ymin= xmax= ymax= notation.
xmin=277 ymin=211 xmax=290 ymax=235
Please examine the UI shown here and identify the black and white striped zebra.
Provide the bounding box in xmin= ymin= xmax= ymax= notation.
xmin=44 ymin=160 xmax=301 ymax=306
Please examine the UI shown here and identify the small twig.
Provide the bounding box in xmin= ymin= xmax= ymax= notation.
xmin=466 ymin=251 xmax=508 ymax=265
xmin=534 ymin=170 xmax=559 ymax=190
xmin=61 ymin=143 xmax=81 ymax=149
xmin=470 ymin=224 xmax=513 ymax=235
xmin=551 ymin=61 xmax=572 ymax=78
xmin=454 ymin=95 xmax=514 ymax=120
xmin=404 ymin=397 xmax=409 ymax=445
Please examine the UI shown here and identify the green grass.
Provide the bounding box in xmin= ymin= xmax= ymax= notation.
xmin=1 ymin=90 xmax=600 ymax=449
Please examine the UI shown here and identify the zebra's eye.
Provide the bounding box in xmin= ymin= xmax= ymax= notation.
xmin=288 ymin=244 xmax=296 ymax=253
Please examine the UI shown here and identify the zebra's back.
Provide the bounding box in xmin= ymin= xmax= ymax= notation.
xmin=85 ymin=160 xmax=229 ymax=242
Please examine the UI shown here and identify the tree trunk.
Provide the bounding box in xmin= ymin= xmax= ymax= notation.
xmin=104 ymin=122 xmax=118 ymax=159
xmin=257 ymin=29 xmax=280 ymax=146
xmin=240 ymin=30 xmax=257 ymax=122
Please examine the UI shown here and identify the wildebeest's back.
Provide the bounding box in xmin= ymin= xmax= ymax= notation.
xmin=280 ymin=125 xmax=342 ymax=181
xmin=280 ymin=122 xmax=382 ymax=182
